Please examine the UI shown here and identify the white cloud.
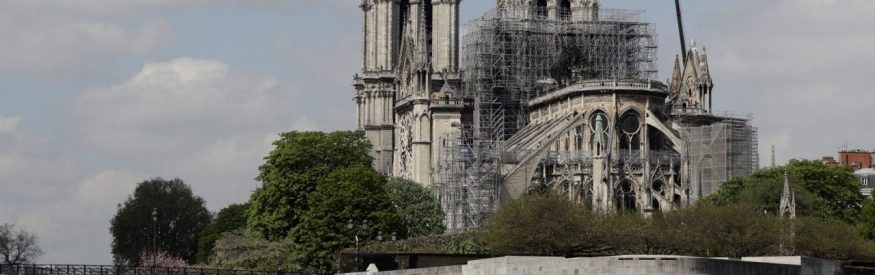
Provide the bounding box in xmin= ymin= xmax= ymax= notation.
xmin=0 ymin=57 xmax=319 ymax=264
xmin=0 ymin=5 xmax=171 ymax=79
xmin=0 ymin=116 xmax=20 ymax=134
xmin=11 ymin=170 xmax=142 ymax=264
xmin=291 ymin=116 xmax=318 ymax=131
xmin=0 ymin=0 xmax=362 ymax=79
xmin=692 ymin=0 xmax=875 ymax=163
xmin=72 ymin=57 xmax=300 ymax=161
xmin=71 ymin=56 xmax=312 ymax=212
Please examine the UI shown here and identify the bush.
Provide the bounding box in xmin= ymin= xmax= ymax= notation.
xmin=385 ymin=178 xmax=445 ymax=237
xmin=141 ymin=251 xmax=188 ymax=268
xmin=478 ymin=196 xmax=794 ymax=259
xmin=196 ymin=203 xmax=249 ymax=263
xmin=479 ymin=192 xmax=607 ymax=256
xmin=354 ymin=233 xmax=486 ymax=255
xmin=209 ymin=230 xmax=300 ymax=271
xmin=796 ymin=217 xmax=875 ymax=260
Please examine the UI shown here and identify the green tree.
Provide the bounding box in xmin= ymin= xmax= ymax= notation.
xmin=796 ymin=217 xmax=875 ymax=260
xmin=602 ymin=213 xmax=687 ymax=255
xmin=479 ymin=192 xmax=605 ymax=256
xmin=247 ymin=131 xmax=372 ymax=240
xmin=683 ymin=203 xmax=780 ymax=258
xmin=209 ymin=229 xmax=300 ymax=271
xmin=0 ymin=223 xmax=43 ymax=264
xmin=385 ymin=178 xmax=445 ymax=237
xmin=110 ymin=178 xmax=212 ymax=265
xmin=293 ymin=167 xmax=403 ymax=272
xmin=196 ymin=203 xmax=249 ymax=263
xmin=704 ymin=160 xmax=863 ymax=223
xmin=859 ymin=197 xmax=875 ymax=241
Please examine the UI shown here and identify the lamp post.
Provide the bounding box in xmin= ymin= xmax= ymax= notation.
xmin=347 ymin=219 xmax=370 ymax=271
xmin=343 ymin=219 xmax=397 ymax=271
xmin=151 ymin=208 xmax=158 ymax=267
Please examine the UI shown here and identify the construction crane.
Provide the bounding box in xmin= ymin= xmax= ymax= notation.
xmin=675 ymin=0 xmax=687 ymax=63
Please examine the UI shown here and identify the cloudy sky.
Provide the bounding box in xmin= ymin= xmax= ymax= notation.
xmin=1 ymin=0 xmax=873 ymax=265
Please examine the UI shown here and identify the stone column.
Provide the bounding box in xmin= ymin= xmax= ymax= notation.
xmin=430 ymin=0 xmax=461 ymax=73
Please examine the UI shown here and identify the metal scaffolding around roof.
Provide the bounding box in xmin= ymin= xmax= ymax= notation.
xmin=434 ymin=131 xmax=500 ymax=233
xmin=435 ymin=5 xmax=659 ymax=231
xmin=461 ymin=6 xmax=658 ymax=142
xmin=675 ymin=112 xmax=759 ymax=199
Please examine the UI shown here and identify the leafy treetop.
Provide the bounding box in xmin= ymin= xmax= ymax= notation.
xmin=293 ymin=167 xmax=403 ymax=272
xmin=110 ymin=178 xmax=212 ymax=266
xmin=196 ymin=203 xmax=249 ymax=263
xmin=385 ymin=177 xmax=445 ymax=237
xmin=247 ymin=131 xmax=373 ymax=241
xmin=704 ymin=159 xmax=863 ymax=223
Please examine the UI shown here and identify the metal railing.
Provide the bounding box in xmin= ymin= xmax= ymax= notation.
xmin=0 ymin=264 xmax=323 ymax=275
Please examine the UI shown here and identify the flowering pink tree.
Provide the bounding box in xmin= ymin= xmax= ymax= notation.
xmin=140 ymin=251 xmax=188 ymax=268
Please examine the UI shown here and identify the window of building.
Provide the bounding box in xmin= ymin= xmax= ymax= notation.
xmin=559 ymin=0 xmax=571 ymax=20
xmin=590 ymin=112 xmax=609 ymax=156
xmin=619 ymin=112 xmax=641 ymax=153
xmin=536 ymin=0 xmax=548 ymax=18
xmin=616 ymin=180 xmax=637 ymax=212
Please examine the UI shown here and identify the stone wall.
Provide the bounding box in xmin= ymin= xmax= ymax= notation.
xmin=343 ymin=255 xmax=843 ymax=275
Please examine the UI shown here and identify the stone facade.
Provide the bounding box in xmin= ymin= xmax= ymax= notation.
xmin=500 ymin=80 xmax=687 ymax=212
xmin=353 ymin=0 xmax=757 ymax=218
xmin=354 ymin=0 xmax=466 ymax=187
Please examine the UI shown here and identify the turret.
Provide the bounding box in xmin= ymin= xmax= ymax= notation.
xmin=670 ymin=40 xmax=714 ymax=114
xmin=430 ymin=0 xmax=461 ymax=73
xmin=361 ymin=0 xmax=403 ymax=72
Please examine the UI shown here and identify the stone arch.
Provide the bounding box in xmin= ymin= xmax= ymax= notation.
xmin=589 ymin=110 xmax=609 ymax=156
xmin=417 ymin=113 xmax=431 ymax=142
xmin=535 ymin=0 xmax=548 ymax=18
xmin=578 ymin=179 xmax=594 ymax=208
xmin=615 ymin=179 xmax=637 ymax=212
xmin=648 ymin=125 xmax=667 ymax=151
xmin=618 ymin=110 xmax=642 ymax=152
xmin=651 ymin=180 xmax=666 ymax=197
xmin=649 ymin=180 xmax=666 ymax=210
xmin=559 ymin=0 xmax=571 ymax=20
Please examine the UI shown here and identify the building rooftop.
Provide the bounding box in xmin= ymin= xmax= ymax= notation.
xmin=854 ymin=168 xmax=875 ymax=177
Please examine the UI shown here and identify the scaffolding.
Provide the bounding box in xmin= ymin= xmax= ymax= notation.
xmin=435 ymin=6 xmax=659 ymax=231
xmin=435 ymin=131 xmax=500 ymax=233
xmin=461 ymin=6 xmax=658 ymax=142
xmin=677 ymin=113 xmax=759 ymax=199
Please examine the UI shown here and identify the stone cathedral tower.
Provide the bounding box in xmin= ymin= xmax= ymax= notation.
xmin=354 ymin=0 xmax=465 ymax=186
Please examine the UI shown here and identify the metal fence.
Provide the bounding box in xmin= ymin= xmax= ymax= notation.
xmin=0 ymin=264 xmax=323 ymax=275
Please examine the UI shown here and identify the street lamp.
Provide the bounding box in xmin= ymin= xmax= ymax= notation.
xmin=151 ymin=208 xmax=158 ymax=267
xmin=347 ymin=219 xmax=372 ymax=271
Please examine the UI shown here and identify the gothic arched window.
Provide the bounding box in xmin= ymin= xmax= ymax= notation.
xmin=619 ymin=111 xmax=641 ymax=154
xmin=589 ymin=112 xmax=609 ymax=156
xmin=559 ymin=0 xmax=571 ymax=20
xmin=616 ymin=180 xmax=637 ymax=212
xmin=536 ymin=0 xmax=548 ymax=19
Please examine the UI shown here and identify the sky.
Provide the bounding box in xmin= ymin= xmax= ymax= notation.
xmin=1 ymin=0 xmax=873 ymax=265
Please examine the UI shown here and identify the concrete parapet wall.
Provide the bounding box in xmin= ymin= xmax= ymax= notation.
xmin=346 ymin=265 xmax=463 ymax=275
xmin=343 ymin=255 xmax=846 ymax=275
